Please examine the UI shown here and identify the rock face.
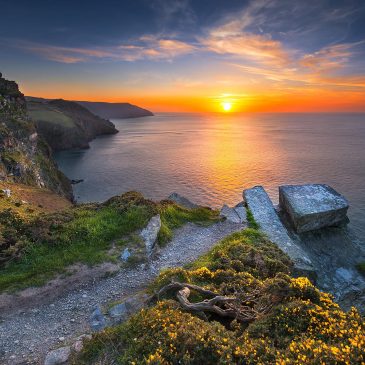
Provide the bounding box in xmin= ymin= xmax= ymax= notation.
xmin=0 ymin=73 xmax=72 ymax=199
xmin=294 ymin=226 xmax=365 ymax=314
xmin=76 ymin=101 xmax=153 ymax=119
xmin=168 ymin=192 xmax=199 ymax=209
xmin=244 ymin=186 xmax=316 ymax=279
xmin=27 ymin=97 xmax=118 ymax=151
xmin=140 ymin=214 xmax=161 ymax=256
xmin=279 ymin=184 xmax=349 ymax=233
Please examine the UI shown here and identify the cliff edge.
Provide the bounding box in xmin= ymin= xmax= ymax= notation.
xmin=0 ymin=73 xmax=72 ymax=199
xmin=76 ymin=100 xmax=153 ymax=119
xmin=26 ymin=97 xmax=118 ymax=151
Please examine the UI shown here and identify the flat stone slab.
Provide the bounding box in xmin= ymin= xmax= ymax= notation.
xmin=244 ymin=186 xmax=315 ymax=279
xmin=279 ymin=184 xmax=349 ymax=233
xmin=220 ymin=205 xmax=241 ymax=223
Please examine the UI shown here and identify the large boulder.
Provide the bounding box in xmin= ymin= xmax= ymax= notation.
xmin=279 ymin=184 xmax=349 ymax=233
xmin=140 ymin=214 xmax=161 ymax=256
xmin=243 ymin=186 xmax=315 ymax=280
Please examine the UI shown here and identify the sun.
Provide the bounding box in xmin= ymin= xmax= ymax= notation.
xmin=222 ymin=102 xmax=232 ymax=112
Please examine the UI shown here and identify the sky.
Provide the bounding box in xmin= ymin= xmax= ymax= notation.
xmin=1 ymin=0 xmax=365 ymax=112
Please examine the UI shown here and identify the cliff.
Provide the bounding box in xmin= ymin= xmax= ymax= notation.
xmin=26 ymin=97 xmax=118 ymax=151
xmin=76 ymin=101 xmax=153 ymax=119
xmin=0 ymin=73 xmax=73 ymax=199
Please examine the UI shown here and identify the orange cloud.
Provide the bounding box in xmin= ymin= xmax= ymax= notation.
xmin=300 ymin=43 xmax=353 ymax=71
xmin=20 ymin=37 xmax=195 ymax=63
xmin=201 ymin=32 xmax=291 ymax=67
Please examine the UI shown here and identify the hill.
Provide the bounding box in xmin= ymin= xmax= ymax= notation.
xmin=76 ymin=100 xmax=153 ymax=119
xmin=26 ymin=97 xmax=118 ymax=151
xmin=0 ymin=73 xmax=72 ymax=199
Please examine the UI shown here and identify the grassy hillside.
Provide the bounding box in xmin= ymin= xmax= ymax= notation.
xmin=74 ymin=229 xmax=365 ymax=365
xmin=26 ymin=98 xmax=118 ymax=151
xmin=27 ymin=101 xmax=75 ymax=128
xmin=0 ymin=181 xmax=72 ymax=218
xmin=0 ymin=192 xmax=219 ymax=292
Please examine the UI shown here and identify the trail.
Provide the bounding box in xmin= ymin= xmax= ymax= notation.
xmin=0 ymin=221 xmax=245 ymax=365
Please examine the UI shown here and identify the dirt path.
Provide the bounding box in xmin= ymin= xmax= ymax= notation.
xmin=0 ymin=221 xmax=245 ymax=365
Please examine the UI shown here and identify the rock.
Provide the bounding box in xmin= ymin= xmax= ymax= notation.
xmin=168 ymin=192 xmax=199 ymax=209
xmin=109 ymin=302 xmax=128 ymax=321
xmin=108 ymin=292 xmax=149 ymax=325
xmin=279 ymin=184 xmax=349 ymax=233
xmin=71 ymin=335 xmax=91 ymax=354
xmin=297 ymin=226 xmax=365 ymax=314
xmin=1 ymin=189 xmax=11 ymax=197
xmin=72 ymin=340 xmax=84 ymax=353
xmin=70 ymin=179 xmax=84 ymax=185
xmin=90 ymin=306 xmax=106 ymax=331
xmin=44 ymin=346 xmax=71 ymax=365
xmin=243 ymin=186 xmax=316 ymax=280
xmin=120 ymin=248 xmax=131 ymax=262
xmin=220 ymin=205 xmax=241 ymax=223
xmin=140 ymin=215 xmax=161 ymax=255
xmin=234 ymin=202 xmax=247 ymax=223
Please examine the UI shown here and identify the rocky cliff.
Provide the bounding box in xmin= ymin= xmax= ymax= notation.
xmin=27 ymin=97 xmax=118 ymax=151
xmin=0 ymin=73 xmax=73 ymax=199
xmin=76 ymin=101 xmax=153 ymax=119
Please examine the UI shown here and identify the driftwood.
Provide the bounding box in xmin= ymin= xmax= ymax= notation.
xmin=153 ymin=281 xmax=272 ymax=323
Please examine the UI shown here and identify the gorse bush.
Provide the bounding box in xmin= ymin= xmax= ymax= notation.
xmin=74 ymin=229 xmax=365 ymax=365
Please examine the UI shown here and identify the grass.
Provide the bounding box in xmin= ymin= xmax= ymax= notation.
xmin=0 ymin=205 xmax=151 ymax=291
xmin=0 ymin=181 xmax=71 ymax=219
xmin=158 ymin=204 xmax=220 ymax=246
xmin=0 ymin=191 xmax=219 ymax=292
xmin=246 ymin=206 xmax=259 ymax=229
xmin=27 ymin=101 xmax=75 ymax=128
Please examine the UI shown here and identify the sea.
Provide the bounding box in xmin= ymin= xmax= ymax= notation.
xmin=55 ymin=112 xmax=365 ymax=242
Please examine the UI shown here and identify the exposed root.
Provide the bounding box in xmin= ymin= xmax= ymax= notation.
xmin=153 ymin=281 xmax=272 ymax=323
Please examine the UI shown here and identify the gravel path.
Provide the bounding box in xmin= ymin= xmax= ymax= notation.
xmin=0 ymin=221 xmax=245 ymax=365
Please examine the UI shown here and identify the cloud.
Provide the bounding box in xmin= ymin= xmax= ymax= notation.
xmin=201 ymin=32 xmax=291 ymax=67
xmin=300 ymin=44 xmax=353 ymax=71
xmin=22 ymin=44 xmax=115 ymax=63
xmin=17 ymin=37 xmax=195 ymax=63
xmin=230 ymin=40 xmax=365 ymax=90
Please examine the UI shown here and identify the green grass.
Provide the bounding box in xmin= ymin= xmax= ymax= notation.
xmin=27 ymin=102 xmax=75 ymax=128
xmin=0 ymin=205 xmax=151 ymax=291
xmin=0 ymin=192 xmax=219 ymax=292
xmin=158 ymin=204 xmax=220 ymax=246
xmin=246 ymin=206 xmax=259 ymax=229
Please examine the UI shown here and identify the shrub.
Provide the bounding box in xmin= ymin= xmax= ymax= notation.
xmin=73 ymin=229 xmax=365 ymax=365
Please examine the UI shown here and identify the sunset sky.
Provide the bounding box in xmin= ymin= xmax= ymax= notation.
xmin=1 ymin=0 xmax=365 ymax=112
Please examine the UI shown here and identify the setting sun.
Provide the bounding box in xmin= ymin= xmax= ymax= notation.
xmin=222 ymin=102 xmax=232 ymax=112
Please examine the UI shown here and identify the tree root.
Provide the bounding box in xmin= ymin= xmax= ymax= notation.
xmin=153 ymin=281 xmax=272 ymax=323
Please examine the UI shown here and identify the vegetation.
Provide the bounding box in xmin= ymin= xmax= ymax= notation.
xmin=0 ymin=192 xmax=218 ymax=292
xmin=246 ymin=207 xmax=259 ymax=229
xmin=74 ymin=229 xmax=365 ymax=365
xmin=27 ymin=101 xmax=75 ymax=128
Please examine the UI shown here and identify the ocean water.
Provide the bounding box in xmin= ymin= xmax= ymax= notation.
xmin=55 ymin=112 xmax=365 ymax=241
